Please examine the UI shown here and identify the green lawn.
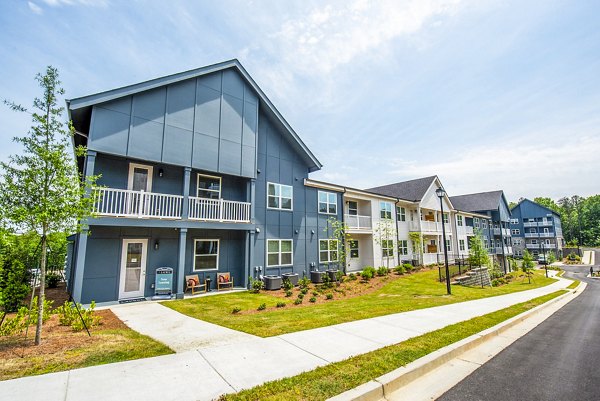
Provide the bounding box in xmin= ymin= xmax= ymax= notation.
xmin=165 ymin=268 xmax=556 ymax=337
xmin=219 ymin=290 xmax=567 ymax=401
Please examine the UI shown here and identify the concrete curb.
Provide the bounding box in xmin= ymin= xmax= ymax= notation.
xmin=328 ymin=283 xmax=584 ymax=401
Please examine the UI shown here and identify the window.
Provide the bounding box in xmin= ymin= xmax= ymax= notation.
xmin=543 ymin=228 xmax=549 ymax=234
xmin=398 ymin=240 xmax=408 ymax=255
xmin=513 ymin=239 xmax=521 ymax=245
xmin=319 ymin=240 xmax=339 ymax=263
xmin=193 ymin=239 xmax=219 ymax=271
xmin=396 ymin=206 xmax=406 ymax=222
xmin=515 ymin=250 xmax=522 ymax=257
xmin=318 ymin=191 xmax=337 ymax=215
xmin=347 ymin=201 xmax=358 ymax=216
xmin=197 ymin=174 xmax=221 ymax=199
xmin=348 ymin=240 xmax=359 ymax=258
xmin=381 ymin=239 xmax=394 ymax=258
xmin=459 ymin=239 xmax=465 ymax=251
xmin=380 ymin=202 xmax=392 ymax=219
xmin=482 ymin=219 xmax=488 ymax=229
xmin=267 ymin=182 xmax=293 ymax=210
xmin=457 ymin=215 xmax=464 ymax=226
xmin=474 ymin=218 xmax=480 ymax=228
xmin=530 ymin=228 xmax=537 ymax=234
xmin=512 ymin=229 xmax=520 ymax=235
xmin=267 ymin=239 xmax=293 ymax=266
xmin=510 ymin=218 xmax=519 ymax=224
xmin=443 ymin=213 xmax=449 ymax=224
xmin=531 ymin=239 xmax=538 ymax=244
xmin=445 ymin=239 xmax=452 ymax=251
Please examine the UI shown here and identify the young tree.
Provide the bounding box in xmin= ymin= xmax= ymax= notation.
xmin=408 ymin=232 xmax=423 ymax=266
xmin=0 ymin=66 xmax=97 ymax=345
xmin=521 ymin=250 xmax=535 ymax=284
xmin=374 ymin=219 xmax=396 ymax=268
xmin=468 ymin=229 xmax=490 ymax=269
xmin=324 ymin=217 xmax=353 ymax=274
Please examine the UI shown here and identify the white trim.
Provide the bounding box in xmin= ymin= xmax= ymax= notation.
xmin=267 ymin=182 xmax=293 ymax=211
xmin=193 ymin=239 xmax=220 ymax=272
xmin=118 ymin=238 xmax=148 ymax=300
xmin=318 ymin=190 xmax=338 ymax=215
xmin=348 ymin=240 xmax=359 ymax=259
xmin=266 ymin=239 xmax=294 ymax=267
xmin=197 ymin=173 xmax=222 ymax=199
xmin=319 ymin=239 xmax=339 ymax=263
xmin=127 ymin=163 xmax=153 ymax=192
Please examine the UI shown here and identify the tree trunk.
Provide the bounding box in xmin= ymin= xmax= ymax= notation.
xmin=35 ymin=231 xmax=47 ymax=345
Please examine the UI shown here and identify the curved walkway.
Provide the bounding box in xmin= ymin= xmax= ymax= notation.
xmin=1 ymin=275 xmax=571 ymax=401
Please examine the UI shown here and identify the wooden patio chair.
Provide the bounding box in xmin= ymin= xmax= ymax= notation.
xmin=185 ymin=274 xmax=206 ymax=295
xmin=217 ymin=272 xmax=234 ymax=291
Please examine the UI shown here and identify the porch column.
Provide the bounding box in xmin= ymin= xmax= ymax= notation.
xmin=176 ymin=228 xmax=188 ymax=299
xmin=249 ymin=178 xmax=256 ymax=223
xmin=72 ymin=150 xmax=96 ymax=303
xmin=182 ymin=167 xmax=191 ymax=219
xmin=245 ymin=230 xmax=254 ymax=288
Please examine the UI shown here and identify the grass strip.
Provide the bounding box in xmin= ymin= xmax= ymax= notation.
xmin=567 ymin=280 xmax=580 ymax=289
xmin=220 ymin=290 xmax=567 ymax=401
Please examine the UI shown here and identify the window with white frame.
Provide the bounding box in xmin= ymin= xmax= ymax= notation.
xmin=445 ymin=239 xmax=452 ymax=251
xmin=457 ymin=215 xmax=464 ymax=226
xmin=511 ymin=218 xmax=519 ymax=224
xmin=267 ymin=239 xmax=293 ymax=266
xmin=482 ymin=219 xmax=488 ymax=229
xmin=512 ymin=229 xmax=520 ymax=235
xmin=398 ymin=240 xmax=408 ymax=255
xmin=459 ymin=239 xmax=465 ymax=251
xmin=443 ymin=213 xmax=449 ymax=224
xmin=319 ymin=239 xmax=339 ymax=263
xmin=513 ymin=239 xmax=521 ymax=245
xmin=396 ymin=206 xmax=406 ymax=222
xmin=380 ymin=202 xmax=392 ymax=219
xmin=318 ymin=191 xmax=337 ymax=215
xmin=474 ymin=218 xmax=480 ymax=228
xmin=193 ymin=239 xmax=219 ymax=271
xmin=381 ymin=239 xmax=394 ymax=257
xmin=197 ymin=174 xmax=221 ymax=199
xmin=347 ymin=201 xmax=358 ymax=216
xmin=267 ymin=182 xmax=293 ymax=210
xmin=531 ymin=239 xmax=538 ymax=244
xmin=348 ymin=240 xmax=359 ymax=259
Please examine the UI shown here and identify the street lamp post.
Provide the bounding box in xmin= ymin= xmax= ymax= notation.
xmin=436 ymin=187 xmax=451 ymax=295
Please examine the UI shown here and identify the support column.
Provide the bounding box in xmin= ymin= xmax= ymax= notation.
xmin=182 ymin=167 xmax=191 ymax=220
xmin=249 ymin=179 xmax=256 ymax=223
xmin=72 ymin=150 xmax=96 ymax=303
xmin=176 ymin=228 xmax=188 ymax=299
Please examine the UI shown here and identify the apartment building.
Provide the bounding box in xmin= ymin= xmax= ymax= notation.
xmin=509 ymin=199 xmax=564 ymax=258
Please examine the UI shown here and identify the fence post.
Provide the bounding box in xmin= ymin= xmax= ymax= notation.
xmin=138 ymin=190 xmax=144 ymax=218
xmin=219 ymin=198 xmax=224 ymax=221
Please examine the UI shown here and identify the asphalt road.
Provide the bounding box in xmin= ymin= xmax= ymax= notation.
xmin=438 ymin=250 xmax=600 ymax=401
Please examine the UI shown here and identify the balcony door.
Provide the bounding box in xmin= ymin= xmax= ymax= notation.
xmin=128 ymin=163 xmax=153 ymax=192
xmin=119 ymin=239 xmax=148 ymax=300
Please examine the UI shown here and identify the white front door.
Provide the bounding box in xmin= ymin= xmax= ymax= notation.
xmin=119 ymin=239 xmax=148 ymax=300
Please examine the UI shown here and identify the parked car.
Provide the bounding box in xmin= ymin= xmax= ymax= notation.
xmin=537 ymin=255 xmax=549 ymax=265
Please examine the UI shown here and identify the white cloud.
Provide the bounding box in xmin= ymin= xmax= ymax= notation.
xmin=28 ymin=2 xmax=43 ymax=14
xmin=40 ymin=0 xmax=108 ymax=7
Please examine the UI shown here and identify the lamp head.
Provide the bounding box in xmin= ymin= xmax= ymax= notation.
xmin=435 ymin=187 xmax=446 ymax=199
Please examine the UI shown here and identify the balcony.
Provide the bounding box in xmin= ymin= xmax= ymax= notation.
xmin=94 ymin=188 xmax=251 ymax=223
xmin=538 ymin=220 xmax=553 ymax=226
xmin=525 ymin=232 xmax=554 ymax=238
xmin=495 ymin=246 xmax=513 ymax=255
xmin=421 ymin=221 xmax=444 ymax=233
xmin=523 ymin=222 xmax=538 ymax=227
xmin=344 ymin=214 xmax=372 ymax=231
xmin=456 ymin=226 xmax=474 ymax=236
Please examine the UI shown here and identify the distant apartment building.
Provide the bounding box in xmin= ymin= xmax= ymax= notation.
xmin=509 ymin=199 xmax=564 ymax=259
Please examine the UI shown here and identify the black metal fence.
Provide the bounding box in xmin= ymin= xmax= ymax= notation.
xmin=437 ymin=254 xmax=472 ymax=282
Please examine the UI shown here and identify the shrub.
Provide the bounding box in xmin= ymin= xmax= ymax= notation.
xmin=489 ymin=268 xmax=503 ymax=280
xmin=300 ymin=288 xmax=308 ymax=295
xmin=46 ymin=272 xmax=61 ymax=288
xmin=491 ymin=279 xmax=499 ymax=287
xmin=348 ymin=273 xmax=357 ymax=281
xmin=297 ymin=293 xmax=304 ymax=300
xmin=326 ymin=293 xmax=333 ymax=300
xmin=0 ymin=307 xmax=29 ymax=336
xmin=309 ymin=296 xmax=317 ymax=303
xmin=285 ymin=290 xmax=293 ymax=297
xmin=403 ymin=263 xmax=414 ymax=273
xmin=231 ymin=306 xmax=241 ymax=314
xmin=377 ymin=266 xmax=389 ymax=276
xmin=249 ymin=277 xmax=264 ymax=293
xmin=57 ymin=300 xmax=100 ymax=331
xmin=276 ymin=301 xmax=286 ymax=308
xmin=360 ymin=266 xmax=376 ymax=281
xmin=299 ymin=276 xmax=311 ymax=289
xmin=394 ymin=265 xmax=405 ymax=275
xmin=336 ymin=271 xmax=344 ymax=283
xmin=0 ymin=259 xmax=31 ymax=313
xmin=312 ymin=291 xmax=320 ymax=297
xmin=294 ymin=298 xmax=302 ymax=305
xmin=282 ymin=277 xmax=294 ymax=291
xmin=257 ymin=303 xmax=266 ymax=311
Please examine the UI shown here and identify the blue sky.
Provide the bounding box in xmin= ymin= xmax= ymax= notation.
xmin=1 ymin=0 xmax=599 ymax=202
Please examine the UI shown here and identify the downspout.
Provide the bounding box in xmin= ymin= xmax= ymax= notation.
xmin=341 ymin=188 xmax=347 ymax=274
xmin=498 ymin=207 xmax=507 ymax=274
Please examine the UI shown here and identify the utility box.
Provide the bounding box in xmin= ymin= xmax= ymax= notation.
xmin=153 ymin=267 xmax=173 ymax=300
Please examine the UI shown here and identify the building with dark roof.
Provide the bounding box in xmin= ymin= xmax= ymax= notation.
xmin=509 ymin=199 xmax=564 ymax=259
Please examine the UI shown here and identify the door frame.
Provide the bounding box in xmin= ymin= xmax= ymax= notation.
xmin=127 ymin=163 xmax=153 ymax=192
xmin=118 ymin=238 xmax=148 ymax=300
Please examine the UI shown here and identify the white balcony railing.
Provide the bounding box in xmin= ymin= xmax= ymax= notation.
xmin=456 ymin=226 xmax=474 ymax=236
xmin=525 ymin=232 xmax=554 ymax=238
xmin=495 ymin=246 xmax=513 ymax=255
xmin=421 ymin=221 xmax=444 ymax=233
xmin=524 ymin=222 xmax=538 ymax=227
xmin=345 ymin=214 xmax=372 ymax=230
xmin=188 ymin=197 xmax=251 ymax=223
xmin=94 ymin=188 xmax=183 ymax=219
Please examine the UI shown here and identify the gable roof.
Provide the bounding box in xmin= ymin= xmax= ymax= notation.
xmin=512 ymin=198 xmax=561 ymax=217
xmin=366 ymin=176 xmax=437 ymax=202
xmin=449 ymin=190 xmax=505 ymax=213
xmin=67 ymin=59 xmax=322 ymax=172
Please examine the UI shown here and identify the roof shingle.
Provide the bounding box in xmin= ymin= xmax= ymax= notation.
xmin=366 ymin=176 xmax=437 ymax=202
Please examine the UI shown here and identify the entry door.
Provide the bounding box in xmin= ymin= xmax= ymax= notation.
xmin=127 ymin=164 xmax=153 ymax=215
xmin=119 ymin=239 xmax=148 ymax=299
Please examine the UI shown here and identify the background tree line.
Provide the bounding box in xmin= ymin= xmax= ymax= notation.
xmin=510 ymin=196 xmax=600 ymax=247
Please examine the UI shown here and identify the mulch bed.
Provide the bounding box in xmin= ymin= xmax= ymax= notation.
xmin=23 ymin=282 xmax=70 ymax=310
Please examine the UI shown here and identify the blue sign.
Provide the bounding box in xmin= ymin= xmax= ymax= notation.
xmin=155 ymin=267 xmax=173 ymax=295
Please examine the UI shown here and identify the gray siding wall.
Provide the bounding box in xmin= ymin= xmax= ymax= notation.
xmin=88 ymin=68 xmax=258 ymax=178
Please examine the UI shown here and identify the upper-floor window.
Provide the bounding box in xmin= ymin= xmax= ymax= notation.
xmin=347 ymin=201 xmax=358 ymax=216
xmin=267 ymin=182 xmax=293 ymax=211
xmin=319 ymin=239 xmax=339 ymax=263
xmin=510 ymin=218 xmax=519 ymax=224
xmin=396 ymin=206 xmax=406 ymax=222
xmin=193 ymin=239 xmax=219 ymax=271
xmin=380 ymin=202 xmax=392 ymax=220
xmin=318 ymin=191 xmax=337 ymax=215
xmin=482 ymin=219 xmax=487 ymax=229
xmin=348 ymin=240 xmax=359 ymax=258
xmin=197 ymin=174 xmax=221 ymax=199
xmin=459 ymin=239 xmax=466 ymax=251
xmin=474 ymin=218 xmax=480 ymax=228
xmin=457 ymin=215 xmax=464 ymax=226
xmin=512 ymin=229 xmax=520 ymax=235
xmin=267 ymin=239 xmax=293 ymax=266
xmin=443 ymin=213 xmax=449 ymax=224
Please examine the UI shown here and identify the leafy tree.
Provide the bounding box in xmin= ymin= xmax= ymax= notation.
xmin=547 ymin=251 xmax=557 ymax=265
xmin=409 ymin=232 xmax=422 ymax=265
xmin=468 ymin=229 xmax=490 ymax=268
xmin=521 ymin=250 xmax=535 ymax=284
xmin=0 ymin=67 xmax=97 ymax=345
xmin=533 ymin=197 xmax=560 ymax=213
xmin=324 ymin=217 xmax=353 ymax=274
xmin=374 ymin=219 xmax=396 ymax=268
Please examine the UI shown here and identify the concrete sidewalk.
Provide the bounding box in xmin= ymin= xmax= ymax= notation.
xmin=0 ymin=277 xmax=571 ymax=401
